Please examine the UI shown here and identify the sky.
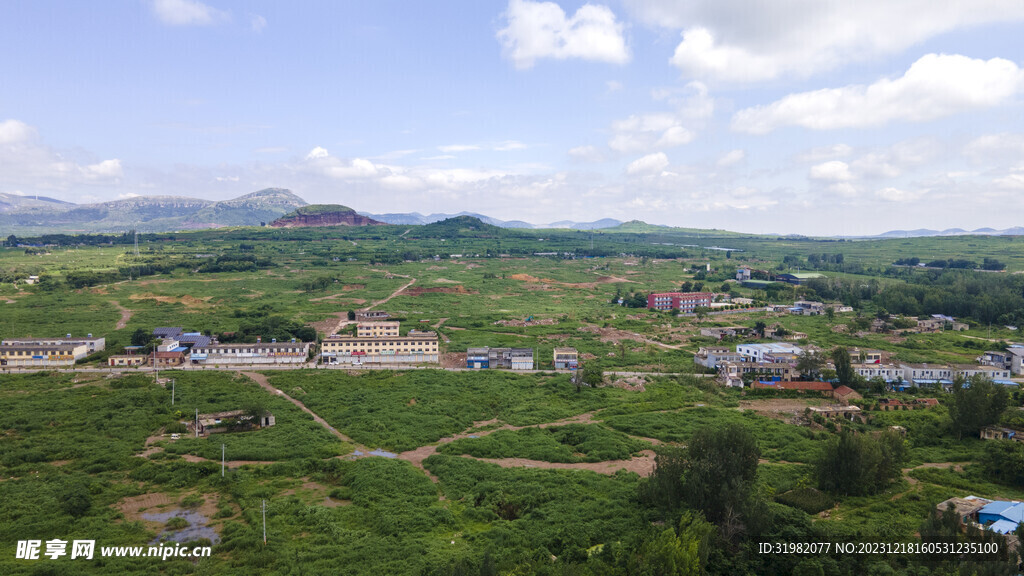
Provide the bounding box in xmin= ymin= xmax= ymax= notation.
xmin=1 ymin=0 xmax=1023 ymax=235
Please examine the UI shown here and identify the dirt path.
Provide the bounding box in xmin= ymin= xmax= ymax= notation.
xmin=110 ymin=300 xmax=132 ymax=329
xmin=467 ymin=450 xmax=657 ymax=476
xmin=363 ymin=276 xmax=416 ymax=310
xmin=240 ymin=371 xmax=369 ymax=452
xmin=901 ymin=461 xmax=970 ymax=486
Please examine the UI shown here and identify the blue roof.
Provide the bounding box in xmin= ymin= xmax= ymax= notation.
xmin=172 ymin=347 xmax=188 ymax=352
xmin=981 ymin=501 xmax=1017 ymax=515
xmin=989 ymin=519 xmax=1018 ymax=534
xmin=915 ymin=379 xmax=938 ymax=384
xmin=995 ymin=380 xmax=1019 ymax=386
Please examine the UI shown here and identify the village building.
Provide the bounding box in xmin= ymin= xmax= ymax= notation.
xmin=953 ymin=364 xmax=1013 ymax=382
xmin=849 ymin=348 xmax=885 ymax=364
xmin=790 ymin=300 xmax=825 ymax=316
xmin=807 ymin=405 xmax=864 ymax=422
xmin=899 ymin=363 xmax=953 ymax=387
xmin=752 ymin=380 xmax=833 ymax=394
xmin=718 ymin=361 xmax=796 ymax=387
xmin=777 ymin=272 xmax=825 ymax=285
xmin=646 ymin=292 xmax=714 ymax=312
xmin=980 ymin=426 xmax=1024 ymax=442
xmin=321 ymin=327 xmax=438 ymax=365
xmin=694 ymin=346 xmax=745 ymax=370
xmin=0 ymin=343 xmax=86 ymax=367
xmin=832 ymin=385 xmax=861 ymax=402
xmin=936 ymin=497 xmax=992 ymax=528
xmin=553 ymin=347 xmax=579 ymax=370
xmin=189 ymin=410 xmax=276 ymax=436
xmin=191 ymin=339 xmax=311 ymax=365
xmin=466 ymin=347 xmax=534 ymax=370
xmin=355 ymin=311 xmax=390 ymax=321
xmin=1 ymin=334 xmax=105 ymax=356
xmin=736 ymin=342 xmax=803 ymax=363
xmin=735 ymin=266 xmax=751 ymax=282
xmin=356 ymin=321 xmax=400 ymax=338
xmin=108 ymin=346 xmax=145 ymax=367
xmin=699 ymin=326 xmax=749 ymax=340
xmin=853 ymin=363 xmax=903 ymax=383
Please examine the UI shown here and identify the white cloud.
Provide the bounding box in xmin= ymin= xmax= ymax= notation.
xmin=420 ymin=155 xmax=456 ymax=161
xmin=305 ymin=146 xmax=330 ymax=160
xmin=626 ymin=152 xmax=669 ymax=175
xmin=567 ymin=145 xmax=604 ymax=162
xmin=964 ymin=133 xmax=1024 ymax=165
xmin=606 ymin=80 xmax=623 ymax=92
xmin=732 ymin=54 xmax=1024 ymax=134
xmin=151 ymin=0 xmax=229 ymax=26
xmin=625 ymin=0 xmax=1024 ymax=82
xmin=497 ymin=0 xmax=630 ymax=69
xmin=795 ymin=144 xmax=853 ymax=163
xmin=495 ymin=140 xmax=527 ymax=151
xmin=655 ymin=126 xmax=695 ymax=148
xmin=438 ymin=144 xmax=480 ymax=153
xmin=0 ymin=119 xmax=37 ymax=145
xmin=809 ymin=161 xmax=853 ymax=182
xmin=84 ymin=159 xmax=123 ymax=179
xmin=716 ymin=149 xmax=745 ymax=167
xmin=875 ymin=187 xmax=924 ymax=202
xmin=994 ymin=174 xmax=1024 ymax=190
xmin=670 ymin=27 xmax=781 ymax=83
xmin=250 ymin=14 xmax=267 ymax=33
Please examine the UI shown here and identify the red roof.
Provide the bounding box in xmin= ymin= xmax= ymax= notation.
xmin=754 ymin=381 xmax=833 ymax=391
xmin=833 ymin=385 xmax=857 ymax=397
xmin=915 ymin=398 xmax=939 ymax=406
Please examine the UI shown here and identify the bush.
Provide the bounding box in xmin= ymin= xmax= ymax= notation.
xmin=775 ymin=487 xmax=835 ymax=514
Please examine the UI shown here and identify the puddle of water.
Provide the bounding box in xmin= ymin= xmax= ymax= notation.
xmin=467 ymin=435 xmax=479 ymax=439
xmin=368 ymin=449 xmax=397 ymax=458
xmin=141 ymin=508 xmax=220 ymax=545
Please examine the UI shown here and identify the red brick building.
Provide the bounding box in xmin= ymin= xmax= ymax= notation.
xmin=647 ymin=292 xmax=714 ymax=312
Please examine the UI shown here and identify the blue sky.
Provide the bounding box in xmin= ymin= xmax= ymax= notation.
xmin=2 ymin=0 xmax=1023 ymax=235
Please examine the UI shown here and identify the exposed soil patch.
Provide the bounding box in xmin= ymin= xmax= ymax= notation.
xmin=737 ymin=398 xmax=825 ymax=421
xmin=468 ymin=450 xmax=656 ymax=476
xmin=129 ymin=293 xmax=213 ymax=310
xmin=433 ymin=279 xmax=461 ymax=284
xmin=406 ymin=285 xmax=477 ymax=296
xmin=118 ymin=493 xmax=176 ymax=521
xmin=494 ymin=317 xmax=559 ymax=327
xmin=110 ymin=300 xmax=132 ymax=329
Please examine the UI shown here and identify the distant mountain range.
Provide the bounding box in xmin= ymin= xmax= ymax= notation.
xmin=873 ymin=227 xmax=1024 ymax=238
xmin=0 ymin=189 xmax=307 ymax=233
xmin=1 ymin=188 xmax=1020 ymax=237
xmin=358 ymin=210 xmax=623 ymax=230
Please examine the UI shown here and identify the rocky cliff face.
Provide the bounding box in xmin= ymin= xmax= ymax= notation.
xmin=269 ymin=210 xmax=382 ymax=227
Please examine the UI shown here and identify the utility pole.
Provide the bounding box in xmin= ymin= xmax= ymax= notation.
xmin=221 ymin=444 xmax=225 ymax=477
xmin=262 ymin=499 xmax=267 ymax=545
xmin=171 ymin=379 xmax=175 ymax=405
xmin=195 ymin=408 xmax=199 ymax=438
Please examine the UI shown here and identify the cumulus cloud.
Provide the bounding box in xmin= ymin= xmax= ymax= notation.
xmin=964 ymin=133 xmax=1024 ymax=165
xmin=795 ymin=144 xmax=853 ymax=163
xmin=732 ymin=54 xmax=1024 ymax=134
xmin=567 ymin=145 xmax=604 ymax=162
xmin=0 ymin=120 xmax=124 ymax=193
xmin=250 ymin=14 xmax=267 ymax=33
xmin=497 ymin=0 xmax=629 ymax=69
xmin=809 ymin=161 xmax=853 ymax=182
xmin=626 ymin=152 xmax=669 ymax=175
xmin=0 ymin=119 xmax=37 ymax=145
xmin=625 ymin=0 xmax=1024 ymax=82
xmin=875 ymin=187 xmax=924 ymax=202
xmin=716 ymin=149 xmax=745 ymax=167
xmin=151 ymin=0 xmax=229 ymax=26
xmin=305 ymin=146 xmax=330 ymax=160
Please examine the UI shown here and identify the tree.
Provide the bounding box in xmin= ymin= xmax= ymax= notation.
xmin=795 ymin=351 xmax=824 ymax=380
xmin=682 ymin=423 xmax=760 ymax=526
xmin=753 ymin=321 xmax=767 ymax=338
xmin=824 ymin=306 xmax=835 ymax=324
xmin=581 ymin=366 xmax=603 ymax=387
xmin=347 ymin=310 xmax=356 ymax=321
xmin=831 ymin=347 xmax=855 ymax=387
xmin=816 ymin=429 xmax=905 ymax=496
xmin=949 ymin=375 xmax=1008 ymax=439
xmin=130 ymin=328 xmax=153 ymax=347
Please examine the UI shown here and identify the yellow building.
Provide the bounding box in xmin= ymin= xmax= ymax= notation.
xmin=553 ymin=347 xmax=579 ymax=369
xmin=108 ymin=355 xmax=146 ymax=367
xmin=355 ymin=321 xmax=401 ymax=338
xmin=0 ymin=343 xmax=86 ymax=367
xmin=321 ymin=330 xmax=439 ymax=364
